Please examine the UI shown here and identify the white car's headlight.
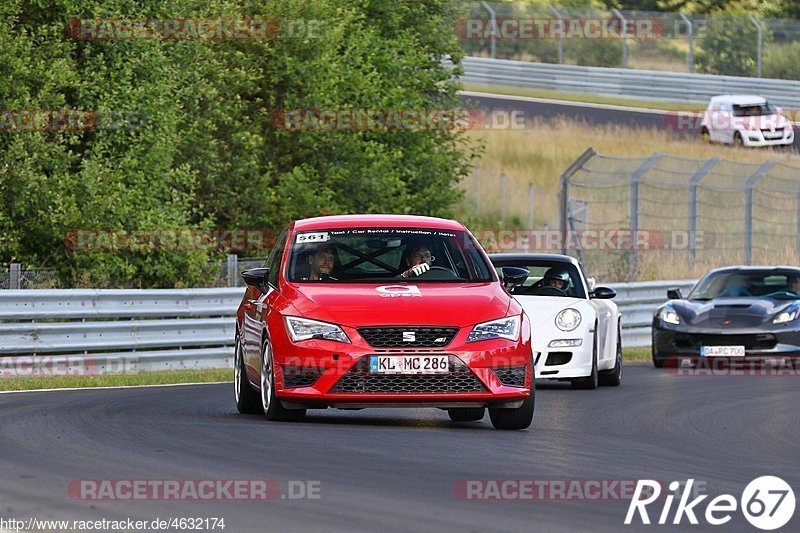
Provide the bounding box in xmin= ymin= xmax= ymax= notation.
xmin=285 ymin=316 xmax=350 ymax=343
xmin=467 ymin=315 xmax=521 ymax=343
xmin=555 ymin=309 xmax=581 ymax=331
xmin=659 ymin=306 xmax=680 ymax=325
xmin=773 ymin=305 xmax=799 ymax=324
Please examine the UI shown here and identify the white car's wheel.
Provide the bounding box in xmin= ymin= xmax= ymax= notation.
xmin=599 ymin=323 xmax=622 ymax=387
xmin=572 ymin=327 xmax=598 ymax=390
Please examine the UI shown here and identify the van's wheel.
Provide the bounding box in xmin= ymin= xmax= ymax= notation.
xmin=260 ymin=338 xmax=306 ymax=422
xmin=733 ymin=132 xmax=744 ymax=147
xmin=235 ymin=334 xmax=262 ymax=414
xmin=448 ymin=407 xmax=485 ymax=422
xmin=572 ymin=328 xmax=599 ymax=389
xmin=700 ymin=126 xmax=710 ymax=143
xmin=599 ymin=323 xmax=622 ymax=386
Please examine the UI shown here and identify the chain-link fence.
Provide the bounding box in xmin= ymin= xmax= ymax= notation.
xmin=458 ymin=166 xmax=560 ymax=229
xmin=459 ymin=2 xmax=800 ymax=79
xmin=558 ymin=148 xmax=800 ymax=282
xmin=0 ymin=264 xmax=61 ymax=289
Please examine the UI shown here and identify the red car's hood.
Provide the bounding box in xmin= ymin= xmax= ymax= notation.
xmin=284 ymin=282 xmax=511 ymax=327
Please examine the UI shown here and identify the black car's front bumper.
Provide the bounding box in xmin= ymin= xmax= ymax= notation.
xmin=652 ymin=321 xmax=800 ymax=364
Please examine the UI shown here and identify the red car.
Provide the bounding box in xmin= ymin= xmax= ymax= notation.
xmin=234 ymin=214 xmax=534 ymax=429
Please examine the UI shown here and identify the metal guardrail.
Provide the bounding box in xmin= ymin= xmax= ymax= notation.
xmin=608 ymin=279 xmax=697 ymax=348
xmin=0 ymin=289 xmax=242 ymax=376
xmin=0 ymin=281 xmax=695 ymax=376
xmin=461 ymin=57 xmax=800 ymax=108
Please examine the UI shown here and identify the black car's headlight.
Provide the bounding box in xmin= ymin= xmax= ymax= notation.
xmin=467 ymin=315 xmax=521 ymax=343
xmin=285 ymin=316 xmax=350 ymax=343
xmin=773 ymin=305 xmax=799 ymax=325
xmin=658 ymin=306 xmax=680 ymax=325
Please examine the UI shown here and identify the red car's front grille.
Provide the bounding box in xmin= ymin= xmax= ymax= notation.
xmin=329 ymin=355 xmax=486 ymax=394
xmin=357 ymin=326 xmax=459 ymax=348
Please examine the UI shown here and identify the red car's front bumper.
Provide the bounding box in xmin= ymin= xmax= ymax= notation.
xmin=269 ymin=318 xmax=533 ymax=409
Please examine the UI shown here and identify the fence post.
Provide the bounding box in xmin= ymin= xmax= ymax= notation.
xmin=9 ymin=263 xmax=21 ymax=290
xmin=227 ymin=254 xmax=238 ymax=287
xmin=749 ymin=16 xmax=763 ymax=78
xmin=475 ymin=166 xmax=481 ymax=216
xmin=679 ymin=13 xmax=694 ymax=73
xmin=480 ymin=1 xmax=496 ymax=59
xmin=528 ymin=183 xmax=535 ymax=229
xmin=628 ymin=153 xmax=665 ymax=281
xmin=558 ymin=148 xmax=597 ymax=255
xmin=688 ymin=157 xmax=721 ymax=270
xmin=744 ymin=161 xmax=776 ymax=265
xmin=612 ymin=9 xmax=628 ymax=68
xmin=547 ymin=4 xmax=564 ymax=64
xmin=501 ymin=173 xmax=507 ymax=225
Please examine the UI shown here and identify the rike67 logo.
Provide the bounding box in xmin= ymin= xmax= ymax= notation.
xmin=626 ymin=477 xmax=795 ymax=530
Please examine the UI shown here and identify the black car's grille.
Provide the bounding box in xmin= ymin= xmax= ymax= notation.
xmin=493 ymin=366 xmax=527 ymax=387
xmin=357 ymin=327 xmax=459 ymax=348
xmin=329 ymin=356 xmax=486 ymax=394
xmin=674 ymin=333 xmax=777 ymax=351
xmin=282 ymin=366 xmax=324 ymax=388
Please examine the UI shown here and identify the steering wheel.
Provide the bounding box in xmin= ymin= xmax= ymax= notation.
xmin=532 ymin=286 xmax=568 ymax=296
xmin=762 ymin=290 xmax=800 ymax=299
xmin=415 ymin=266 xmax=460 ymax=280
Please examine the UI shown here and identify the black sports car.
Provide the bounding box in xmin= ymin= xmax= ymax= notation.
xmin=652 ymin=266 xmax=800 ymax=367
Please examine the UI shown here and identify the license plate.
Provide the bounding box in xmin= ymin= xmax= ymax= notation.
xmin=369 ymin=355 xmax=449 ymax=374
xmin=701 ymin=345 xmax=745 ymax=357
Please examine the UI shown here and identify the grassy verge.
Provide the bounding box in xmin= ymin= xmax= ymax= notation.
xmin=462 ymin=83 xmax=703 ymax=112
xmin=0 ymin=368 xmax=231 ymax=392
xmin=623 ymin=346 xmax=651 ymax=363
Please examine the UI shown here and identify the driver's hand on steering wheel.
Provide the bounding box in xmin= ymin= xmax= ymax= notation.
xmin=401 ymin=263 xmax=430 ymax=278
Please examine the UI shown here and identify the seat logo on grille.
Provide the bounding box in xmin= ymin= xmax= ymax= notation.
xmin=402 ymin=331 xmax=416 ymax=342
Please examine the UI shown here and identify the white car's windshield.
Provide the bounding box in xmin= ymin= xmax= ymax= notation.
xmin=287 ymin=228 xmax=495 ymax=282
xmin=493 ymin=261 xmax=587 ymax=298
xmin=732 ymin=103 xmax=777 ymax=116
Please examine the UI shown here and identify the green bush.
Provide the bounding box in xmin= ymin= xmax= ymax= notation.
xmin=0 ymin=0 xmax=476 ymax=287
xmin=763 ymin=41 xmax=800 ymax=80
xmin=697 ymin=15 xmax=766 ymax=76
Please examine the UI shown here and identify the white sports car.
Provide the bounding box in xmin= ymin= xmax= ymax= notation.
xmin=490 ymin=253 xmax=622 ymax=389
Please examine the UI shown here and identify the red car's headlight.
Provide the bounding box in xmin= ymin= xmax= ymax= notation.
xmin=284 ymin=316 xmax=350 ymax=343
xmin=467 ymin=315 xmax=521 ymax=343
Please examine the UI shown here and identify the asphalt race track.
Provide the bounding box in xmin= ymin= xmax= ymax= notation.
xmin=1 ymin=365 xmax=798 ymax=532
xmin=461 ymin=92 xmax=800 ymax=152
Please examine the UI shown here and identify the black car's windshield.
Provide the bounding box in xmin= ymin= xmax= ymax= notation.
xmin=492 ymin=261 xmax=587 ymax=299
xmin=287 ymin=228 xmax=495 ymax=283
xmin=689 ymin=270 xmax=800 ymax=300
xmin=732 ymin=103 xmax=777 ymax=116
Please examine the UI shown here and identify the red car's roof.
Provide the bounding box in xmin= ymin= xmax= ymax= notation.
xmin=293 ymin=214 xmax=466 ymax=232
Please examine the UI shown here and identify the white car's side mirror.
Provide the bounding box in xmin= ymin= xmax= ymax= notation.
xmin=587 ymin=277 xmax=596 ymax=292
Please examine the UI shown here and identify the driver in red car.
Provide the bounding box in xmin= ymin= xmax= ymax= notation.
xmin=304 ymin=245 xmax=337 ymax=281
xmin=399 ymin=244 xmax=434 ymax=278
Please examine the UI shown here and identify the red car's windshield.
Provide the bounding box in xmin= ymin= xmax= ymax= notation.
xmin=287 ymin=228 xmax=495 ymax=282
